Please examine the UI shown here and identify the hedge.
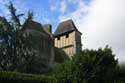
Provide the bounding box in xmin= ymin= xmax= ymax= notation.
xmin=0 ymin=71 xmax=56 ymax=83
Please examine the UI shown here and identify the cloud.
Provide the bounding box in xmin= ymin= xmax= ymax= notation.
xmin=60 ymin=1 xmax=67 ymax=14
xmin=0 ymin=0 xmax=28 ymax=14
xmin=49 ymin=0 xmax=59 ymax=11
xmin=59 ymin=0 xmax=89 ymax=22
xmin=0 ymin=0 xmax=5 ymax=4
xmin=0 ymin=0 xmax=3 ymax=3
xmin=67 ymin=0 xmax=83 ymax=4
xmin=50 ymin=5 xmax=57 ymax=11
xmin=59 ymin=0 xmax=125 ymax=63
xmin=0 ymin=0 xmax=10 ymax=17
xmin=0 ymin=0 xmax=29 ymax=24
xmin=49 ymin=0 xmax=68 ymax=14
xmin=80 ymin=0 xmax=125 ymax=63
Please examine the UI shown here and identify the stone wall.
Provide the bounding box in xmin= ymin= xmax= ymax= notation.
xmin=24 ymin=29 xmax=54 ymax=65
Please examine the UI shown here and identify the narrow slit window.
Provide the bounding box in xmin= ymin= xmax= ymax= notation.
xmin=66 ymin=34 xmax=69 ymax=38
xmin=57 ymin=37 xmax=60 ymax=40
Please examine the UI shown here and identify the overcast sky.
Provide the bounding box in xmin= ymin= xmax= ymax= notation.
xmin=0 ymin=0 xmax=125 ymax=63
xmin=74 ymin=0 xmax=125 ymax=63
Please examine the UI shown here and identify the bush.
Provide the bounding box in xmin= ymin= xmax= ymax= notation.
xmin=0 ymin=71 xmax=56 ymax=83
xmin=52 ymin=46 xmax=118 ymax=83
xmin=116 ymin=64 xmax=125 ymax=82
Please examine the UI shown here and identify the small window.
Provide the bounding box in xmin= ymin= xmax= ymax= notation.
xmin=57 ymin=37 xmax=60 ymax=40
xmin=66 ymin=34 xmax=69 ymax=38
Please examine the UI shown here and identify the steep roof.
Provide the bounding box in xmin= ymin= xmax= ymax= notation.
xmin=22 ymin=21 xmax=44 ymax=32
xmin=43 ymin=24 xmax=52 ymax=34
xmin=22 ymin=21 xmax=51 ymax=36
xmin=54 ymin=19 xmax=81 ymax=36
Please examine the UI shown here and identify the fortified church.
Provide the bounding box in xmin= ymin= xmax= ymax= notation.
xmin=23 ymin=19 xmax=82 ymax=63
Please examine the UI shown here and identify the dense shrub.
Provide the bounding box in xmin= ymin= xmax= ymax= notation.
xmin=52 ymin=46 xmax=119 ymax=83
xmin=116 ymin=64 xmax=125 ymax=82
xmin=0 ymin=71 xmax=56 ymax=83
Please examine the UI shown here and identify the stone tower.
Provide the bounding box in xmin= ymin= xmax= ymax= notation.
xmin=54 ymin=19 xmax=82 ymax=58
xmin=22 ymin=21 xmax=55 ymax=64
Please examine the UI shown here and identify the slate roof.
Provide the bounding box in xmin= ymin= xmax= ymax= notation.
xmin=54 ymin=19 xmax=82 ymax=36
xmin=22 ymin=21 xmax=45 ymax=32
xmin=22 ymin=21 xmax=52 ymax=36
xmin=43 ymin=24 xmax=51 ymax=34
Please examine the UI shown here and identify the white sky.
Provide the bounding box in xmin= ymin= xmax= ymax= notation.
xmin=60 ymin=0 xmax=125 ymax=63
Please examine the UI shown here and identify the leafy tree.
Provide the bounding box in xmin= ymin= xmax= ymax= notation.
xmin=116 ymin=64 xmax=125 ymax=82
xmin=53 ymin=46 xmax=118 ymax=83
xmin=0 ymin=17 xmax=13 ymax=70
xmin=7 ymin=2 xmax=22 ymax=28
xmin=0 ymin=2 xmax=49 ymax=74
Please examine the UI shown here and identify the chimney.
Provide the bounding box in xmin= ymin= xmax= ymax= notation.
xmin=43 ymin=24 xmax=52 ymax=33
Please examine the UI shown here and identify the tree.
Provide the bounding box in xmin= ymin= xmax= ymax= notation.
xmin=0 ymin=2 xmax=49 ymax=74
xmin=0 ymin=17 xmax=13 ymax=70
xmin=7 ymin=2 xmax=22 ymax=28
xmin=53 ymin=46 xmax=118 ymax=83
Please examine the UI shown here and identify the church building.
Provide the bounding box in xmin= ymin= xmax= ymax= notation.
xmin=22 ymin=19 xmax=82 ymax=63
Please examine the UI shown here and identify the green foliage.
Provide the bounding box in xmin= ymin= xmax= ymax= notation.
xmin=22 ymin=11 xmax=33 ymax=28
xmin=0 ymin=17 xmax=14 ymax=70
xmin=7 ymin=2 xmax=22 ymax=28
xmin=116 ymin=64 xmax=125 ymax=82
xmin=0 ymin=71 xmax=56 ymax=83
xmin=0 ymin=2 xmax=50 ymax=74
xmin=53 ymin=46 xmax=118 ymax=83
